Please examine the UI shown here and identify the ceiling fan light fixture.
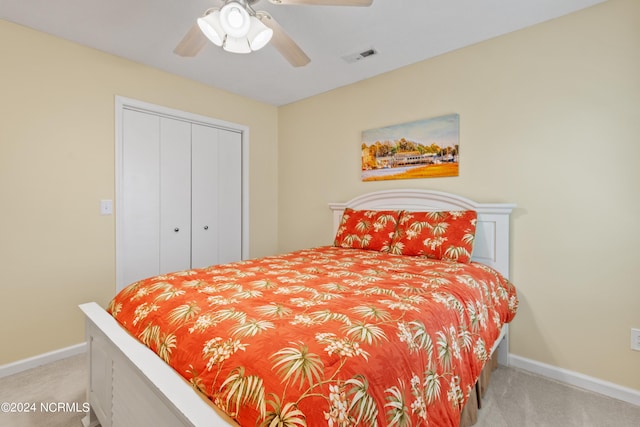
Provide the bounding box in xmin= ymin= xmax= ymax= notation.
xmin=247 ymin=16 xmax=273 ymax=51
xmin=197 ymin=10 xmax=224 ymax=46
xmin=179 ymin=0 xmax=374 ymax=65
xmin=220 ymin=2 xmax=251 ymax=38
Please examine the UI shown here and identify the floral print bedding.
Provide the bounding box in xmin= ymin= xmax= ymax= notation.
xmin=108 ymin=246 xmax=518 ymax=426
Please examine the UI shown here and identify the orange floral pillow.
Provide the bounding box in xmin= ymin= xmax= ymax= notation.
xmin=390 ymin=210 xmax=478 ymax=262
xmin=334 ymin=208 xmax=401 ymax=252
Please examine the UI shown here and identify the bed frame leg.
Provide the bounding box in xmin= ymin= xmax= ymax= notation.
xmin=82 ymin=315 xmax=104 ymax=427
xmin=496 ymin=324 xmax=510 ymax=366
xmin=81 ymin=330 xmax=100 ymax=427
xmin=81 ymin=410 xmax=100 ymax=427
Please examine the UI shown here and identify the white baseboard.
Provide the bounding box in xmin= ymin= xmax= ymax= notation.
xmin=509 ymin=354 xmax=640 ymax=407
xmin=0 ymin=343 xmax=86 ymax=379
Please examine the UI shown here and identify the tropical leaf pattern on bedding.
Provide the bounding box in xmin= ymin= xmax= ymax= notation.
xmin=108 ymin=246 xmax=517 ymax=426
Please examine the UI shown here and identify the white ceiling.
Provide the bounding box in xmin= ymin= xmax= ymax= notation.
xmin=2 ymin=0 xmax=605 ymax=106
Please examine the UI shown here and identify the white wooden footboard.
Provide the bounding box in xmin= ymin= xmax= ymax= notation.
xmin=79 ymin=302 xmax=237 ymax=427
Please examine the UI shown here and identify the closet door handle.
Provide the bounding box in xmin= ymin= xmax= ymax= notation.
xmin=174 ymin=227 xmax=180 ymax=232
xmin=203 ymin=225 xmax=209 ymax=230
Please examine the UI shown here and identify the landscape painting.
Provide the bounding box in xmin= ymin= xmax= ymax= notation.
xmin=361 ymin=114 xmax=460 ymax=181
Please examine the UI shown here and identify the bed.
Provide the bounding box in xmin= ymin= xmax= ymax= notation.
xmin=80 ymin=189 xmax=517 ymax=427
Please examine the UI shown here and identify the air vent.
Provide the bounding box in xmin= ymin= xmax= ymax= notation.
xmin=342 ymin=48 xmax=379 ymax=64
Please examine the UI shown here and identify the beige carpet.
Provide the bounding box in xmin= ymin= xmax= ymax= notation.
xmin=0 ymin=354 xmax=86 ymax=427
xmin=0 ymin=354 xmax=639 ymax=426
xmin=476 ymin=366 xmax=640 ymax=427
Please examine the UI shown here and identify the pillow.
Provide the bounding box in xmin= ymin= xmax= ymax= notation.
xmin=389 ymin=210 xmax=477 ymax=262
xmin=334 ymin=208 xmax=401 ymax=252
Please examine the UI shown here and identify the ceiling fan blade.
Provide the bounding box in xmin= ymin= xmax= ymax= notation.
xmin=260 ymin=14 xmax=310 ymax=67
xmin=269 ymin=0 xmax=372 ymax=5
xmin=174 ymin=23 xmax=208 ymax=57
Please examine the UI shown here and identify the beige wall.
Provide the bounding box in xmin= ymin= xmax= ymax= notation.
xmin=0 ymin=20 xmax=279 ymax=364
xmin=278 ymin=0 xmax=640 ymax=391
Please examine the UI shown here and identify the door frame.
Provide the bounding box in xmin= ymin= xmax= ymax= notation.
xmin=114 ymin=96 xmax=250 ymax=291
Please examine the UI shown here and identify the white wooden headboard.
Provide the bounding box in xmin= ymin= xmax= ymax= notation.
xmin=329 ymin=189 xmax=516 ymax=279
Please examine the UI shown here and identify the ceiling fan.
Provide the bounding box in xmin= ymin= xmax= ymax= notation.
xmin=174 ymin=0 xmax=373 ymax=67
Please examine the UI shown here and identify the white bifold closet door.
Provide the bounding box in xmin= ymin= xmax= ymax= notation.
xmin=191 ymin=124 xmax=242 ymax=268
xmin=120 ymin=109 xmax=242 ymax=289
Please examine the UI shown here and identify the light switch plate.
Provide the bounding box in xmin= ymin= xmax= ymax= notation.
xmin=631 ymin=328 xmax=640 ymax=351
xmin=100 ymin=200 xmax=113 ymax=215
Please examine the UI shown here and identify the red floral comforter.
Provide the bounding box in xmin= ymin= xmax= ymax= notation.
xmin=108 ymin=246 xmax=518 ymax=426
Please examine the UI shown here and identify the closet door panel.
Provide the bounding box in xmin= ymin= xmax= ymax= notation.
xmin=191 ymin=124 xmax=220 ymax=269
xmin=217 ymin=130 xmax=242 ymax=264
xmin=159 ymin=118 xmax=192 ymax=273
xmin=117 ymin=99 xmax=245 ymax=292
xmin=121 ymin=109 xmax=161 ymax=285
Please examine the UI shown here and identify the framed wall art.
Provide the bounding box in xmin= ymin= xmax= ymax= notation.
xmin=361 ymin=113 xmax=459 ymax=181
